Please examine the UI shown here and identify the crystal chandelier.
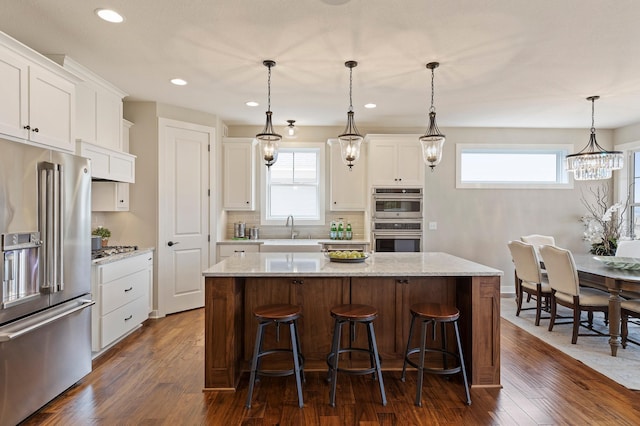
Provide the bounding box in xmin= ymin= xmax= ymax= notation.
xmin=566 ymin=96 xmax=623 ymax=180
xmin=419 ymin=62 xmax=445 ymax=171
xmin=338 ymin=60 xmax=364 ymax=171
xmin=255 ymin=60 xmax=281 ymax=168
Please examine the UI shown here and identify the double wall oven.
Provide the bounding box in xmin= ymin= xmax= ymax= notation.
xmin=371 ymin=188 xmax=423 ymax=252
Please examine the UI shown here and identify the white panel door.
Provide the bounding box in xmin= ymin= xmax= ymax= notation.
xmin=158 ymin=118 xmax=212 ymax=315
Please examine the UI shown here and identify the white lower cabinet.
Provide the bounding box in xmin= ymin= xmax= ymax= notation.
xmin=92 ymin=252 xmax=153 ymax=352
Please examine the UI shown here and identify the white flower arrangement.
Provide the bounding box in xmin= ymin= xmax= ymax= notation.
xmin=580 ymin=185 xmax=629 ymax=256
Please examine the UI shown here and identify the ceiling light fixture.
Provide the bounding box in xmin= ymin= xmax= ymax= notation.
xmin=170 ymin=78 xmax=187 ymax=86
xmin=95 ymin=8 xmax=124 ymax=23
xmin=338 ymin=60 xmax=364 ymax=171
xmin=285 ymin=120 xmax=298 ymax=139
xmin=364 ymin=103 xmax=377 ymax=109
xmin=419 ymin=62 xmax=445 ymax=171
xmin=245 ymin=101 xmax=259 ymax=107
xmin=566 ymin=96 xmax=623 ymax=180
xmin=255 ymin=60 xmax=281 ymax=168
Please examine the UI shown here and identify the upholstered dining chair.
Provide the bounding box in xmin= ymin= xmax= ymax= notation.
xmin=615 ymin=240 xmax=640 ymax=258
xmin=508 ymin=240 xmax=552 ymax=326
xmin=539 ymin=245 xmax=610 ymax=344
xmin=621 ymin=299 xmax=640 ymax=349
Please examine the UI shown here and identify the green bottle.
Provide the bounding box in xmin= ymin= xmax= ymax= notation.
xmin=346 ymin=222 xmax=352 ymax=240
xmin=337 ymin=221 xmax=344 ymax=240
xmin=330 ymin=221 xmax=337 ymax=240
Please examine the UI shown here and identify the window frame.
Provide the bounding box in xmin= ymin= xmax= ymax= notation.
xmin=260 ymin=141 xmax=326 ymax=226
xmin=456 ymin=143 xmax=574 ymax=189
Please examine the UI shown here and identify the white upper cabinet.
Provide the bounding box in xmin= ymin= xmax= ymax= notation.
xmin=328 ymin=138 xmax=367 ymax=211
xmin=77 ymin=141 xmax=136 ymax=182
xmin=366 ymin=134 xmax=424 ymax=187
xmin=0 ymin=32 xmax=78 ymax=152
xmin=47 ymin=55 xmax=128 ymax=152
xmin=223 ymin=137 xmax=256 ymax=210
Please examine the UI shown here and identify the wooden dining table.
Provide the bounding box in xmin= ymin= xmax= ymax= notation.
xmin=573 ymin=254 xmax=640 ymax=356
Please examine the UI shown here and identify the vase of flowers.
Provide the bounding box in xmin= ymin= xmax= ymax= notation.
xmin=581 ymin=185 xmax=628 ymax=256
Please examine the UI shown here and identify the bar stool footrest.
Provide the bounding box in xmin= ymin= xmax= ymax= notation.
xmin=404 ymin=347 xmax=463 ymax=375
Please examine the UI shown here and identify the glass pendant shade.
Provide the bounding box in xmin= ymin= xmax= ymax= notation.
xmin=338 ymin=61 xmax=364 ymax=170
xmin=419 ymin=111 xmax=445 ymax=170
xmin=285 ymin=120 xmax=298 ymax=139
xmin=419 ymin=62 xmax=445 ymax=170
xmin=256 ymin=60 xmax=281 ymax=168
xmin=566 ymin=96 xmax=623 ymax=181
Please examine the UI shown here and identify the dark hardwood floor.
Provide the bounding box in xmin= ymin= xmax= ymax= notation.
xmin=21 ymin=307 xmax=640 ymax=425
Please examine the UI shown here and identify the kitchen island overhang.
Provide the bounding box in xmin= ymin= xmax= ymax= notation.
xmin=203 ymin=252 xmax=503 ymax=391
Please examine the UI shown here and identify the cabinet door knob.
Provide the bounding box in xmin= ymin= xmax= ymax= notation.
xmin=124 ymin=286 xmax=133 ymax=292
xmin=124 ymin=315 xmax=133 ymax=321
xmin=32 ymin=127 xmax=39 ymax=133
xmin=167 ymin=241 xmax=179 ymax=247
xmin=23 ymin=125 xmax=30 ymax=130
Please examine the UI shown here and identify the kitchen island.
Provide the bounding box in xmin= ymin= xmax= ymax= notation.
xmin=203 ymin=252 xmax=502 ymax=391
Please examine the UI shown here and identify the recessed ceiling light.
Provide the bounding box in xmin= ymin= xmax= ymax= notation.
xmin=170 ymin=78 xmax=188 ymax=86
xmin=95 ymin=8 xmax=124 ymax=23
xmin=364 ymin=103 xmax=377 ymax=109
xmin=245 ymin=101 xmax=259 ymax=107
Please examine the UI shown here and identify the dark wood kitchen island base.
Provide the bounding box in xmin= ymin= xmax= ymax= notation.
xmin=203 ymin=252 xmax=503 ymax=391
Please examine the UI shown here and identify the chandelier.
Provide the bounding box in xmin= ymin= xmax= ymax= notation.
xmin=338 ymin=60 xmax=364 ymax=171
xmin=419 ymin=62 xmax=445 ymax=171
xmin=566 ymin=96 xmax=623 ymax=180
xmin=255 ymin=60 xmax=281 ymax=168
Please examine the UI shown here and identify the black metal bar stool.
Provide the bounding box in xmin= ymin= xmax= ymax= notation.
xmin=246 ymin=304 xmax=304 ymax=408
xmin=326 ymin=304 xmax=387 ymax=407
xmin=401 ymin=302 xmax=471 ymax=406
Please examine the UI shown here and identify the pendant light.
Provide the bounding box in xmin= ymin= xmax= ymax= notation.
xmin=338 ymin=60 xmax=364 ymax=171
xmin=285 ymin=120 xmax=298 ymax=139
xmin=256 ymin=60 xmax=281 ymax=168
xmin=566 ymin=96 xmax=623 ymax=180
xmin=419 ymin=62 xmax=446 ymax=171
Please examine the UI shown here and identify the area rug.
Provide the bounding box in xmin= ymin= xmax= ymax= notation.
xmin=500 ymin=296 xmax=640 ymax=390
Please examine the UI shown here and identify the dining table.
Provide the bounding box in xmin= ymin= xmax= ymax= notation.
xmin=573 ymin=254 xmax=640 ymax=356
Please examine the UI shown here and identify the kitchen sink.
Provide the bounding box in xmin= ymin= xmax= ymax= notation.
xmin=259 ymin=239 xmax=323 ymax=253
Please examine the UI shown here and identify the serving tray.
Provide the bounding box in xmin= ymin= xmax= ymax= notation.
xmin=593 ymin=256 xmax=640 ymax=270
xmin=328 ymin=256 xmax=368 ymax=263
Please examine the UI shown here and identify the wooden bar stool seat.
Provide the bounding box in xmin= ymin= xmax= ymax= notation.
xmin=401 ymin=302 xmax=471 ymax=406
xmin=246 ymin=304 xmax=304 ymax=408
xmin=326 ymin=304 xmax=387 ymax=407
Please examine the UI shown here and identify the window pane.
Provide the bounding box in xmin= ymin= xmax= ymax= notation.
xmin=461 ymin=152 xmax=558 ymax=182
xmin=270 ymin=152 xmax=294 ymax=183
xmin=270 ymin=185 xmax=319 ymax=218
xmin=294 ymin=152 xmax=317 ymax=183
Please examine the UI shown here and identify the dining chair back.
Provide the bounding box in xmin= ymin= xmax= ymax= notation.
xmin=521 ymin=234 xmax=556 ymax=259
xmin=615 ymin=240 xmax=640 ymax=258
xmin=540 ymin=245 xmax=579 ymax=297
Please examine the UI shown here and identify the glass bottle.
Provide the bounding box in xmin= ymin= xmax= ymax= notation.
xmin=337 ymin=221 xmax=344 ymax=240
xmin=330 ymin=221 xmax=337 ymax=240
xmin=346 ymin=222 xmax=352 ymax=240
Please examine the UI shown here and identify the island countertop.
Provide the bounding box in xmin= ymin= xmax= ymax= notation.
xmin=203 ymin=251 xmax=503 ymax=277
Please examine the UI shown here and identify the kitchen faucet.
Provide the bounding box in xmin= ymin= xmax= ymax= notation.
xmin=286 ymin=215 xmax=296 ymax=239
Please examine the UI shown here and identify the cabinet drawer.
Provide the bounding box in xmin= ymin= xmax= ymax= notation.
xmin=98 ymin=254 xmax=149 ymax=283
xmin=100 ymin=269 xmax=147 ymax=315
xmin=99 ymin=296 xmax=147 ymax=348
xmin=218 ymin=244 xmax=260 ymax=257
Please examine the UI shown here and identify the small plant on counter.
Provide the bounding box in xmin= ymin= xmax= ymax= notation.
xmin=92 ymin=226 xmax=111 ymax=239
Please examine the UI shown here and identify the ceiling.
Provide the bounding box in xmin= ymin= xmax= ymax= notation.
xmin=3 ymin=0 xmax=640 ymax=131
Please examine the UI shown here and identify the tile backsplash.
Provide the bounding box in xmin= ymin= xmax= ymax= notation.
xmin=225 ymin=211 xmax=367 ymax=240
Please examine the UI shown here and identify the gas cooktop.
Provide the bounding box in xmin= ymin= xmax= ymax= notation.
xmin=91 ymin=245 xmax=139 ymax=260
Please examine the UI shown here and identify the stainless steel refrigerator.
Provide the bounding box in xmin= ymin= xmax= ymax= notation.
xmin=0 ymin=137 xmax=94 ymax=426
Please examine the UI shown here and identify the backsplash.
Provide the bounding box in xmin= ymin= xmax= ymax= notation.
xmin=225 ymin=211 xmax=367 ymax=240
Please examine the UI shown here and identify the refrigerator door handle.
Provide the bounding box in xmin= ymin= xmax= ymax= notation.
xmin=38 ymin=162 xmax=65 ymax=293
xmin=0 ymin=299 xmax=94 ymax=342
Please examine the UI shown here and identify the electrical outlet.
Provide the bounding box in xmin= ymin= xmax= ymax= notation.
xmin=428 ymin=222 xmax=437 ymax=230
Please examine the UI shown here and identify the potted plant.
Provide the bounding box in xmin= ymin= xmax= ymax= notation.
xmin=92 ymin=226 xmax=111 ymax=247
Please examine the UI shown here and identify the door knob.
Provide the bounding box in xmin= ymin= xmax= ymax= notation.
xmin=167 ymin=241 xmax=180 ymax=247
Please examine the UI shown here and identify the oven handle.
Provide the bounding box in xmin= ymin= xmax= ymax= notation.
xmin=372 ymin=233 xmax=423 ymax=239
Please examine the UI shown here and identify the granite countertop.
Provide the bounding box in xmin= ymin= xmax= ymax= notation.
xmin=217 ymin=239 xmax=370 ymax=246
xmin=203 ymin=252 xmax=503 ymax=278
xmin=92 ymin=247 xmax=155 ymax=265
